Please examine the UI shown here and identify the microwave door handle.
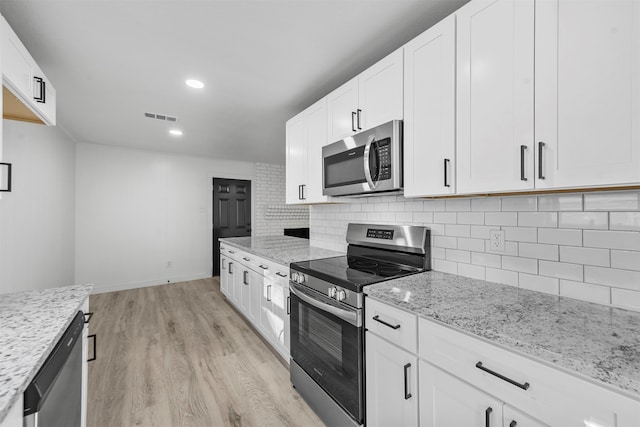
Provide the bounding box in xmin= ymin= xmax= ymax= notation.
xmin=363 ymin=135 xmax=378 ymax=190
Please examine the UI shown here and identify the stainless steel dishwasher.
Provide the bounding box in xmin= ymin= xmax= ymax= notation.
xmin=24 ymin=311 xmax=84 ymax=427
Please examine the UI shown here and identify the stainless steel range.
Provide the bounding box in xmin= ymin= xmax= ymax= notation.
xmin=289 ymin=223 xmax=430 ymax=427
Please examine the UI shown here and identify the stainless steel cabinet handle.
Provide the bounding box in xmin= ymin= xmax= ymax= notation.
xmin=372 ymin=315 xmax=400 ymax=330
xmin=403 ymin=363 xmax=412 ymax=400
xmin=229 ymin=262 xmax=233 ymax=274
xmin=267 ymin=285 xmax=272 ymax=301
xmin=33 ymin=76 xmax=46 ymax=103
xmin=243 ymin=270 xmax=248 ymax=285
xmin=485 ymin=407 xmax=493 ymax=427
xmin=475 ymin=361 xmax=530 ymax=390
xmin=444 ymin=158 xmax=451 ymax=187
xmin=520 ymin=145 xmax=527 ymax=181
xmin=351 ymin=111 xmax=357 ymax=132
xmin=301 ymin=184 xmax=306 ymax=200
xmin=538 ymin=141 xmax=545 ymax=180
xmin=363 ymin=134 xmax=379 ymax=190
xmin=356 ymin=109 xmax=362 ymax=130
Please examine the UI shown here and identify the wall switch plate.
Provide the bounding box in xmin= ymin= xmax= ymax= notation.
xmin=490 ymin=230 xmax=505 ymax=252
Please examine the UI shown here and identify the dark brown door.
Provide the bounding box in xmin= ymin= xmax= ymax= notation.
xmin=212 ymin=178 xmax=251 ymax=276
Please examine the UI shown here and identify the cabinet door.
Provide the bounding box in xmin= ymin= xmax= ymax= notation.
xmin=456 ymin=0 xmax=535 ymax=194
xmin=285 ymin=111 xmax=306 ymax=204
xmin=304 ymin=97 xmax=329 ymax=203
xmin=419 ymin=361 xmax=503 ymax=427
xmin=503 ymin=405 xmax=548 ymax=427
xmin=220 ymin=255 xmax=230 ymax=297
xmin=358 ymin=48 xmax=403 ymax=131
xmin=31 ymin=63 xmax=56 ymax=126
xmin=2 ymin=16 xmax=32 ymax=101
xmin=535 ymin=0 xmax=640 ymax=189
xmin=249 ymin=269 xmax=261 ymax=326
xmin=403 ymin=15 xmax=456 ymax=197
xmin=231 ymin=261 xmax=242 ymax=305
xmin=366 ymin=332 xmax=418 ymax=427
xmin=327 ymin=78 xmax=358 ymax=142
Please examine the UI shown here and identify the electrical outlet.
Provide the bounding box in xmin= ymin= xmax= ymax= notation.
xmin=490 ymin=230 xmax=505 ymax=252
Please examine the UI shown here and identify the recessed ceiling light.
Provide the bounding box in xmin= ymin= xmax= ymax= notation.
xmin=169 ymin=129 xmax=183 ymax=136
xmin=185 ymin=79 xmax=204 ymax=89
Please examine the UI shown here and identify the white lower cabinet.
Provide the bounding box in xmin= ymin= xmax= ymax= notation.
xmin=220 ymin=254 xmax=231 ymax=297
xmin=259 ymin=264 xmax=290 ymax=360
xmin=503 ymin=404 xmax=547 ymax=427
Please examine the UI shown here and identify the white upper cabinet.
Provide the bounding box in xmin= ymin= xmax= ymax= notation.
xmin=456 ymin=0 xmax=535 ymax=194
xmin=535 ymin=0 xmax=640 ymax=189
xmin=1 ymin=16 xmax=56 ymax=126
xmin=327 ymin=49 xmax=403 ymax=143
xmin=285 ymin=98 xmax=329 ymax=204
xmin=403 ymin=15 xmax=456 ymax=197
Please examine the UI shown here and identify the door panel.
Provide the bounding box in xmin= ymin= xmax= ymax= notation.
xmin=327 ymin=78 xmax=358 ymax=142
xmin=358 ymin=48 xmax=404 ymax=130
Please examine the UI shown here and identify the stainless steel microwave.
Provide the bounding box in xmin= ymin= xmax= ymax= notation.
xmin=322 ymin=120 xmax=403 ymax=196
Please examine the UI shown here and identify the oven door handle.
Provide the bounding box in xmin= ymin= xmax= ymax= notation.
xmin=289 ymin=282 xmax=361 ymax=327
xmin=363 ymin=134 xmax=379 ymax=190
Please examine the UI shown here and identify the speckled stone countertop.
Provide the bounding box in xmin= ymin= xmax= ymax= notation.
xmin=366 ymin=271 xmax=640 ymax=398
xmin=0 ymin=284 xmax=93 ymax=423
xmin=220 ymin=236 xmax=344 ymax=266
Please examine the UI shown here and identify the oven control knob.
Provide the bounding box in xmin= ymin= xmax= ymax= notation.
xmin=297 ymin=274 xmax=306 ymax=284
xmin=336 ymin=289 xmax=347 ymax=302
xmin=328 ymin=287 xmax=337 ymax=298
xmin=291 ymin=272 xmax=300 ymax=283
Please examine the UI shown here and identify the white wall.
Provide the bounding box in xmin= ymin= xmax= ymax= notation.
xmin=311 ymin=191 xmax=640 ymax=312
xmin=0 ymin=120 xmax=76 ymax=294
xmin=76 ymin=143 xmax=255 ymax=293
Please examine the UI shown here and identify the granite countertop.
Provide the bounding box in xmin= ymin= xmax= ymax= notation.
xmin=220 ymin=236 xmax=344 ymax=266
xmin=366 ymin=271 xmax=640 ymax=399
xmin=0 ymin=284 xmax=93 ymax=423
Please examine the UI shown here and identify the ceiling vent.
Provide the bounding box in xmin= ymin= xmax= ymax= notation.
xmin=144 ymin=112 xmax=178 ymax=122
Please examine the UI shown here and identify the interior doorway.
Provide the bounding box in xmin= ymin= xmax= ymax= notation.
xmin=212 ymin=177 xmax=252 ymax=276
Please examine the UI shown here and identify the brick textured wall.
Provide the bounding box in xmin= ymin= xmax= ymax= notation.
xmin=254 ymin=163 xmax=309 ymax=236
xmin=310 ymin=190 xmax=640 ymax=311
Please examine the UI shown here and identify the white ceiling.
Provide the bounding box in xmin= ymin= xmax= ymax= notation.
xmin=1 ymin=0 xmax=468 ymax=164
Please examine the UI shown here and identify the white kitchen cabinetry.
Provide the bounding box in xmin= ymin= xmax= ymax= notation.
xmin=220 ymin=254 xmax=231 ymax=297
xmin=285 ymin=98 xmax=329 ymax=204
xmin=81 ymin=298 xmax=89 ymax=427
xmin=534 ymin=0 xmax=640 ymax=189
xmin=327 ymin=49 xmax=403 ymax=142
xmin=403 ymin=15 xmax=456 ymax=197
xmin=503 ymin=405 xmax=548 ymax=427
xmin=0 ymin=395 xmax=22 ymax=427
xmin=456 ymin=0 xmax=535 ymax=194
xmin=259 ymin=262 xmax=290 ymax=361
xmin=1 ymin=16 xmax=56 ymax=126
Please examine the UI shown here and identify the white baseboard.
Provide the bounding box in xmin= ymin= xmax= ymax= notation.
xmin=91 ymin=273 xmax=211 ymax=294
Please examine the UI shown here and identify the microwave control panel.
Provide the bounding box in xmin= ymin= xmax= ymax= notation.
xmin=377 ymin=139 xmax=391 ymax=180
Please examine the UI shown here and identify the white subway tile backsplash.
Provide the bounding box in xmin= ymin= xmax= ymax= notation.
xmin=611 ymin=250 xmax=640 ymax=271
xmin=502 ymin=256 xmax=538 ymax=274
xmin=518 ymin=242 xmax=559 ymax=261
xmin=433 ymin=236 xmax=457 ymax=249
xmin=610 ymin=212 xmax=640 ymax=232
xmin=445 ymin=198 xmax=471 ymax=211
xmin=470 ymin=225 xmax=493 ymax=239
xmin=584 ymin=230 xmax=640 ymax=251
xmin=445 ymin=224 xmax=471 ymax=237
xmin=584 ymin=266 xmax=640 ymax=291
xmin=485 ymin=212 xmax=518 ymax=226
xmin=432 ymin=247 xmax=446 ymax=260
xmin=374 ymin=203 xmax=390 ymax=212
xmin=471 ymin=197 xmax=501 ymax=212
xmin=518 ymin=212 xmax=558 ymax=228
xmin=457 ymin=212 xmax=485 ymax=225
xmin=423 ymin=200 xmax=445 ymax=211
xmin=560 ymin=280 xmax=610 ymax=305
xmin=486 ymin=268 xmax=518 ymax=286
xmin=485 ymin=241 xmax=518 ymax=256
xmin=446 ymin=249 xmax=471 ymax=263
xmin=503 ymin=226 xmax=537 ymax=243
xmin=389 ymin=201 xmax=406 ymax=211
xmin=425 ymin=223 xmax=445 ymax=236
xmin=519 ymin=273 xmax=559 ymax=295
xmin=560 ymin=246 xmax=610 ymax=267
xmin=558 ymin=212 xmax=608 ymax=230
xmin=584 ymin=192 xmax=639 ymax=211
xmin=458 ymin=263 xmax=485 ymax=280
xmin=434 ymin=212 xmax=457 ymax=224
xmin=471 ymin=252 xmax=501 ymax=268
xmin=611 ymin=288 xmax=640 ymax=312
xmin=537 ymin=228 xmax=582 ymax=246
xmin=414 ymin=212 xmax=434 ymax=223
xmin=538 ymin=194 xmax=583 ymax=211
xmin=433 ymin=259 xmax=457 ymax=274
xmin=501 ymin=196 xmax=537 ymax=211
xmin=539 ymin=260 xmax=583 ymax=281
xmin=396 ymin=212 xmax=414 ymax=223
xmin=350 ymin=204 xmax=362 ymax=212
xmin=405 ymin=200 xmax=425 ymax=211
xmin=459 ymin=238 xmax=486 ymax=252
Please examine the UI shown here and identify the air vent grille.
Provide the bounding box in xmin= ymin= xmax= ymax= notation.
xmin=144 ymin=112 xmax=178 ymax=122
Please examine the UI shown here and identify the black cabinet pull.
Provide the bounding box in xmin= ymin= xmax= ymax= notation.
xmin=357 ymin=109 xmax=362 ymax=130
xmin=286 ymin=296 xmax=291 ymax=315
xmin=229 ymin=262 xmax=233 ymax=274
xmin=475 ymin=361 xmax=530 ymax=390
xmin=0 ymin=163 xmax=12 ymax=192
xmin=83 ymin=312 xmax=94 ymax=324
xmin=259 ymin=264 xmax=268 ymax=270
xmin=243 ymin=270 xmax=248 ymax=285
xmin=276 ymin=272 xmax=288 ymax=278
xmin=88 ymin=334 xmax=97 ymax=362
xmin=298 ymin=184 xmax=302 ymax=200
xmin=538 ymin=141 xmax=545 ymax=179
xmin=351 ymin=111 xmax=357 ymax=132
xmin=444 ymin=158 xmax=451 ymax=187
xmin=372 ymin=315 xmax=400 ymax=330
xmin=228 ymin=250 xmax=235 ymax=254
xmin=33 ymin=76 xmax=46 ymax=103
xmin=403 ymin=363 xmax=412 ymax=399
xmin=243 ymin=257 xmax=250 ymax=261
xmin=520 ymin=145 xmax=527 ymax=181
xmin=509 ymin=421 xmax=517 ymax=427
xmin=301 ymin=184 xmax=306 ymax=200
xmin=485 ymin=407 xmax=493 ymax=427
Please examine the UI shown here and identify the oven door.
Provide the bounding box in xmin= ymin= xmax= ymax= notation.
xmin=289 ymin=282 xmax=364 ymax=423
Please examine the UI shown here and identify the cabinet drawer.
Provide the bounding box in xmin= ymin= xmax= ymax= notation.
xmin=365 ymin=298 xmax=417 ymax=354
xmin=262 ymin=259 xmax=289 ymax=282
xmin=419 ymin=318 xmax=640 ymax=426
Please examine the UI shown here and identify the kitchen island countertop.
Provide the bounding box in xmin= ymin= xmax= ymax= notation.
xmin=220 ymin=235 xmax=344 ymax=266
xmin=366 ymin=271 xmax=640 ymax=399
xmin=0 ymin=284 xmax=93 ymax=423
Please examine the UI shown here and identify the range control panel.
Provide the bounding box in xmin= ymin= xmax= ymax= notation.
xmin=366 ymin=228 xmax=394 ymax=240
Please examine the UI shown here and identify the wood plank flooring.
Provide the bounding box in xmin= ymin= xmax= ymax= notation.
xmin=87 ymin=278 xmax=325 ymax=427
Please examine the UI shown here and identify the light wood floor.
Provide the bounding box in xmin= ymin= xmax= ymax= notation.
xmin=88 ymin=277 xmax=325 ymax=427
